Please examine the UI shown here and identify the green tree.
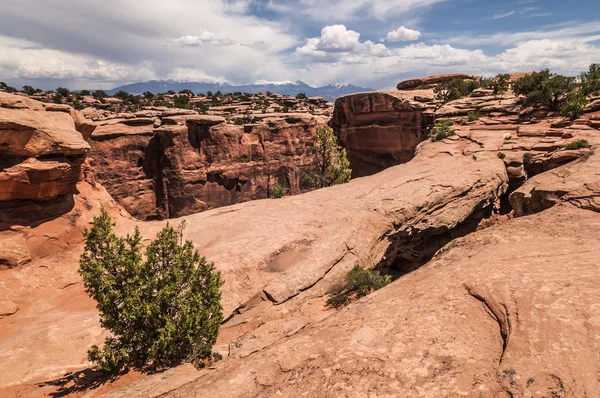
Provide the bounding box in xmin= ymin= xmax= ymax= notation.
xmin=143 ymin=91 xmax=155 ymax=99
xmin=303 ymin=126 xmax=352 ymax=189
xmin=174 ymin=95 xmax=190 ymax=108
xmin=93 ymin=90 xmax=108 ymax=100
xmin=22 ymin=85 xmax=36 ymax=95
xmin=434 ymin=78 xmax=480 ymax=104
xmin=178 ymin=89 xmax=194 ymax=96
xmin=512 ymin=69 xmax=576 ymax=111
xmin=492 ymin=74 xmax=511 ymax=95
xmin=56 ymin=87 xmax=71 ymax=99
xmin=561 ymin=90 xmax=588 ymax=120
xmin=113 ymin=90 xmax=131 ymax=100
xmin=581 ymin=63 xmax=600 ymax=96
xmin=430 ymin=119 xmax=455 ymax=141
xmin=79 ymin=208 xmax=223 ymax=373
xmin=296 ymin=93 xmax=307 ymax=99
xmin=79 ymin=89 xmax=91 ymax=96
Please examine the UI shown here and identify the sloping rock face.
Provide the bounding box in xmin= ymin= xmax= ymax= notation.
xmin=89 ymin=113 xmax=323 ymax=220
xmin=331 ymin=91 xmax=430 ymax=177
xmin=0 ymin=93 xmax=93 ymax=214
xmin=161 ymin=205 xmax=600 ymax=398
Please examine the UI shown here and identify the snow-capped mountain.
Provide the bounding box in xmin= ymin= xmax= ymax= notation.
xmin=106 ymin=80 xmax=372 ymax=100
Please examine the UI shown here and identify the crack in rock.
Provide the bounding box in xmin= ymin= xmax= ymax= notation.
xmin=464 ymin=283 xmax=512 ymax=364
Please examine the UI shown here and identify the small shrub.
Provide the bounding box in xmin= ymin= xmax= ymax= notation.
xmin=327 ymin=266 xmax=392 ymax=308
xmin=563 ymin=139 xmax=589 ymax=150
xmin=79 ymin=208 xmax=223 ymax=373
xmin=561 ymin=91 xmax=588 ymax=121
xmin=430 ymin=119 xmax=455 ymax=141
xmin=497 ymin=152 xmax=506 ymax=160
xmin=467 ymin=111 xmax=480 ymax=122
xmin=272 ymin=183 xmax=286 ymax=199
xmin=326 ymin=292 xmax=350 ymax=308
xmin=296 ymin=93 xmax=307 ymax=99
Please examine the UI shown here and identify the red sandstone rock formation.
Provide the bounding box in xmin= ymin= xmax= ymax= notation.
xmin=3 ymin=74 xmax=600 ymax=397
xmin=331 ymin=91 xmax=430 ymax=177
xmin=0 ymin=93 xmax=97 ymax=267
xmin=396 ymin=73 xmax=479 ymax=90
xmin=89 ymin=112 xmax=325 ymax=220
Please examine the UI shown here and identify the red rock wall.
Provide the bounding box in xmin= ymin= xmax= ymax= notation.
xmin=331 ymin=91 xmax=430 ymax=178
xmin=89 ymin=115 xmax=322 ymax=220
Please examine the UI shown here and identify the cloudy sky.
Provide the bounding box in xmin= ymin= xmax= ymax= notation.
xmin=0 ymin=0 xmax=599 ymax=90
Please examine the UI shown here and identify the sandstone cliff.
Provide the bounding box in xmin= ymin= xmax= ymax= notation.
xmin=89 ymin=112 xmax=325 ymax=220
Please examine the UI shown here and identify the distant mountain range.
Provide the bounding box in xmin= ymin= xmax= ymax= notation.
xmin=106 ymin=80 xmax=373 ymax=101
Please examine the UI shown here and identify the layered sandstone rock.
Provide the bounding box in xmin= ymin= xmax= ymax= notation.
xmin=89 ymin=112 xmax=324 ymax=220
xmin=510 ymin=150 xmax=600 ymax=216
xmin=0 ymin=93 xmax=93 ymax=211
xmin=331 ymin=91 xmax=431 ymax=177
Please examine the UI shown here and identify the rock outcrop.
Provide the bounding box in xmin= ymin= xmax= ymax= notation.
xmin=397 ymin=73 xmax=479 ymax=90
xmin=89 ymin=112 xmax=325 ymax=220
xmin=331 ymin=91 xmax=430 ymax=177
xmin=0 ymin=93 xmax=93 ymax=212
xmin=158 ymin=205 xmax=600 ymax=398
xmin=510 ymin=150 xmax=600 ymax=215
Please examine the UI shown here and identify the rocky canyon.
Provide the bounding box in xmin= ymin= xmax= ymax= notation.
xmin=1 ymin=70 xmax=600 ymax=398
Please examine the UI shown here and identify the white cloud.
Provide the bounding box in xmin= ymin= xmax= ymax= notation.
xmin=295 ymin=25 xmax=391 ymax=62
xmin=316 ymin=25 xmax=360 ymax=52
xmin=169 ymin=32 xmax=237 ymax=47
xmin=268 ymin=0 xmax=446 ymax=21
xmin=166 ymin=68 xmax=227 ymax=83
xmin=386 ymin=26 xmax=421 ymax=42
xmin=485 ymin=11 xmax=516 ymax=20
xmin=445 ymin=21 xmax=600 ymax=46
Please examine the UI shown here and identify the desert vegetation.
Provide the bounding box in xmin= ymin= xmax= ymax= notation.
xmin=302 ymin=125 xmax=352 ymax=189
xmin=430 ymin=119 xmax=455 ymax=141
xmin=327 ymin=266 xmax=392 ymax=308
xmin=79 ymin=208 xmax=223 ymax=373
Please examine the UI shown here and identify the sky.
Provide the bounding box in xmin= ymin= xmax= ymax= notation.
xmin=0 ymin=0 xmax=599 ymax=90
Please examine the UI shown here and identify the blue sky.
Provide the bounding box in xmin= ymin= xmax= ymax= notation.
xmin=0 ymin=0 xmax=599 ymax=90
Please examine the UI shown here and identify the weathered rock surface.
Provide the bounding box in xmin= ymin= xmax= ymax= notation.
xmin=159 ymin=205 xmax=600 ymax=397
xmin=331 ymin=91 xmax=430 ymax=177
xmin=89 ymin=113 xmax=325 ymax=220
xmin=510 ymin=150 xmax=600 ymax=215
xmin=0 ymin=92 xmax=94 ymax=209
